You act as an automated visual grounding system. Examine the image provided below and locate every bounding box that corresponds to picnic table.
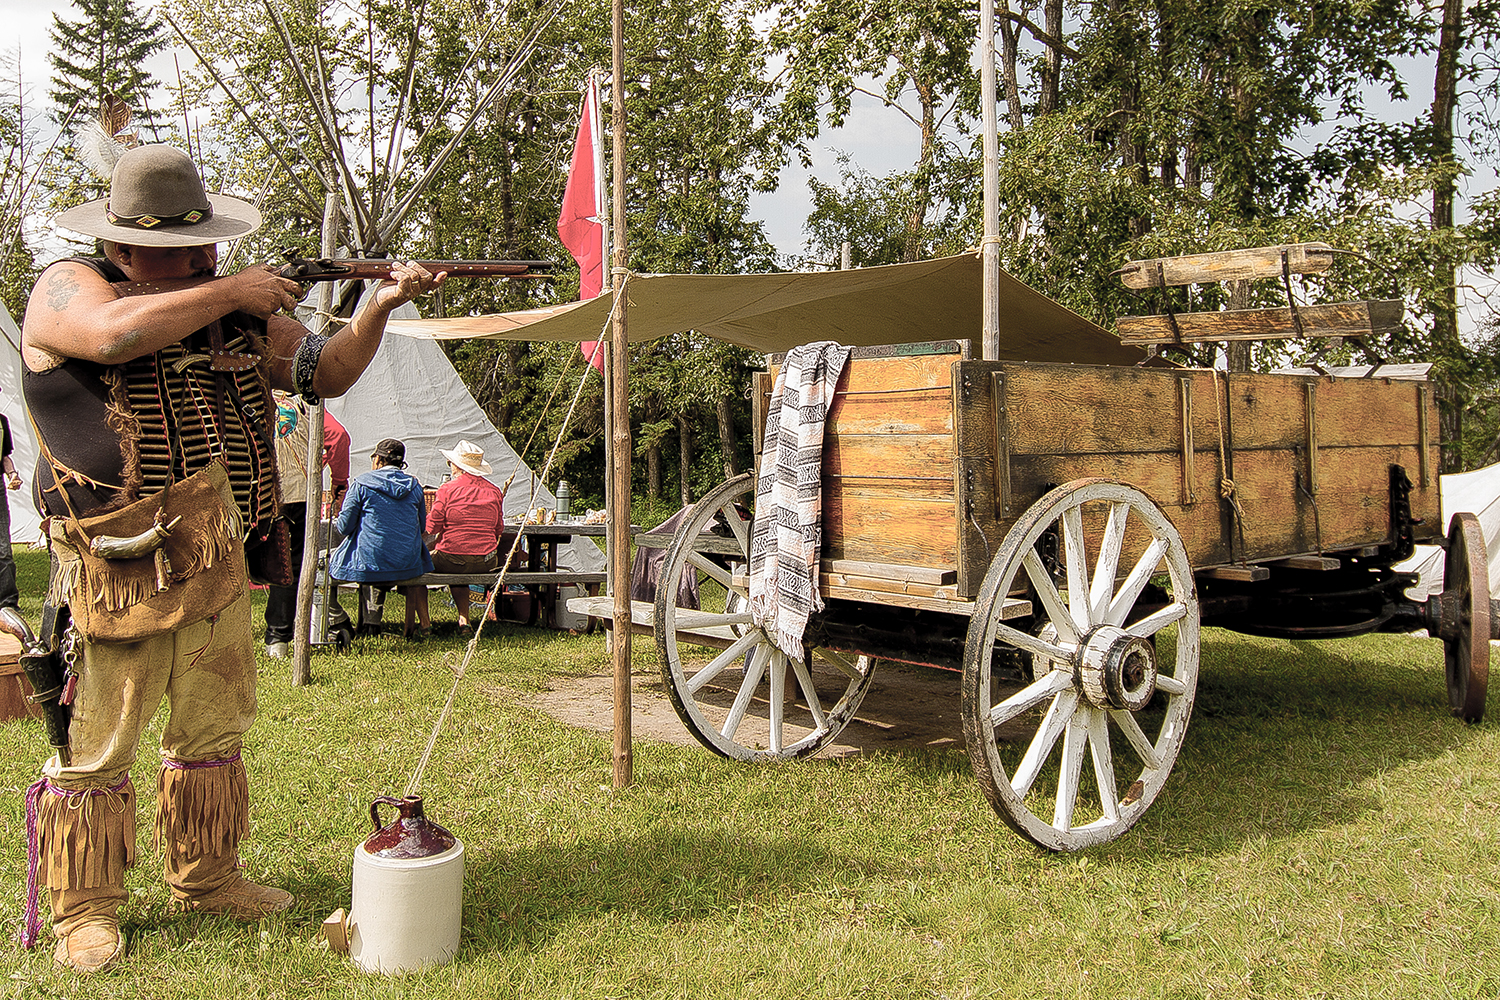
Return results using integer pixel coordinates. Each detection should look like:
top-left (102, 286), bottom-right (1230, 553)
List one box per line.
top-left (392, 521), bottom-right (612, 628)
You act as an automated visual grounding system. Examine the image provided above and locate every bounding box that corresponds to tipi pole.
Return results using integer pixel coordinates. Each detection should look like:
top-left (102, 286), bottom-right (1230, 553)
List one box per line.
top-left (608, 0), bottom-right (633, 789)
top-left (980, 0), bottom-right (1000, 361)
top-left (292, 179), bottom-right (339, 685)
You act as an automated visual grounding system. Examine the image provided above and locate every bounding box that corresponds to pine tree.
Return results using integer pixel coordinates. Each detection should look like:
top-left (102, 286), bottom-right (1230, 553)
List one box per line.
top-left (47, 0), bottom-right (166, 130)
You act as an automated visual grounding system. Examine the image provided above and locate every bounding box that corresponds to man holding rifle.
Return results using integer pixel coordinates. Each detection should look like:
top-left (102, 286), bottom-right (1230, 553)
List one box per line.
top-left (15, 144), bottom-right (444, 973)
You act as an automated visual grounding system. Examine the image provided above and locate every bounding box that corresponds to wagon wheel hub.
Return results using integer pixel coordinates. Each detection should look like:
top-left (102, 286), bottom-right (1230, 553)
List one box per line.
top-left (1075, 624), bottom-right (1157, 711)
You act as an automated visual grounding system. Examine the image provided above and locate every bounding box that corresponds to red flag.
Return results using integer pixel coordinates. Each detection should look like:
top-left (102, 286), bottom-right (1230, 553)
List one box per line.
top-left (558, 76), bottom-right (606, 372)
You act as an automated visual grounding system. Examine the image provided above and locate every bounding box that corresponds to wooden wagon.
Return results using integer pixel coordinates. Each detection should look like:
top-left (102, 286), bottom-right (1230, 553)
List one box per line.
top-left (576, 246), bottom-right (1489, 851)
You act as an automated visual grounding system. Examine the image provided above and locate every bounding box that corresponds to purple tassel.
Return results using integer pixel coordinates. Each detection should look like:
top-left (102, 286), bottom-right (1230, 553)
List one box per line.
top-left (19, 778), bottom-right (46, 948)
top-left (161, 751), bottom-right (241, 771)
top-left (17, 774), bottom-right (133, 949)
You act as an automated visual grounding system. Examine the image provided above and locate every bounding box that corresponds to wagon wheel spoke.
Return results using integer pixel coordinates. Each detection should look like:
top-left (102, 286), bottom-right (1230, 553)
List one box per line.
top-left (789, 655), bottom-right (829, 731)
top-left (992, 622), bottom-right (1073, 667)
top-left (1125, 601), bottom-right (1188, 639)
top-left (1108, 708), bottom-right (1162, 770)
top-left (1052, 710), bottom-right (1090, 830)
top-left (768, 652), bottom-right (788, 754)
top-left (685, 629), bottom-right (766, 695)
top-left (1062, 506), bottom-right (1091, 629)
top-left (657, 474), bottom-right (880, 761)
top-left (1012, 689), bottom-right (1078, 798)
top-left (719, 500), bottom-right (752, 556)
top-left (989, 668), bottom-right (1073, 728)
top-left (1153, 674), bottom-right (1188, 697)
top-left (685, 549), bottom-right (735, 590)
top-left (1087, 707), bottom-right (1120, 823)
top-left (1022, 550), bottom-right (1080, 644)
top-left (963, 478), bottom-right (1200, 851)
top-left (813, 647), bottom-right (866, 683)
top-left (1088, 501), bottom-right (1131, 623)
top-left (1103, 537), bottom-right (1170, 627)
top-left (720, 644), bottom-right (769, 742)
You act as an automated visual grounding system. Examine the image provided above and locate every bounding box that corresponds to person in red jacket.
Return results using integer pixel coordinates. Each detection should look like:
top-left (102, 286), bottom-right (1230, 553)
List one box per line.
top-left (321, 411), bottom-right (350, 508)
top-left (426, 440), bottom-right (506, 631)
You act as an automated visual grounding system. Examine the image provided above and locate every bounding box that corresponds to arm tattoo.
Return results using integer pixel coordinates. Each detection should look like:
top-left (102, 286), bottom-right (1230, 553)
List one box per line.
top-left (45, 271), bottom-right (82, 312)
top-left (114, 329), bottom-right (148, 354)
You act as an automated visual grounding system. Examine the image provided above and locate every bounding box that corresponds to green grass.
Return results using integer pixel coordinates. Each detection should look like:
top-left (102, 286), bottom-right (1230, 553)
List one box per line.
top-left (1, 546), bottom-right (1497, 998)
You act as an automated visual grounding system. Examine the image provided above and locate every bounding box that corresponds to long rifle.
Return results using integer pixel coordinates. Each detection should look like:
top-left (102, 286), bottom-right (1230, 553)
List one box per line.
top-left (107, 254), bottom-right (555, 298)
top-left (278, 253), bottom-right (554, 283)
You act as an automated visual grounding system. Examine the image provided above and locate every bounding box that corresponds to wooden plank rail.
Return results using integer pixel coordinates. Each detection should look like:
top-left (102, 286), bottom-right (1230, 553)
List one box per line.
top-left (564, 594), bottom-right (1031, 649)
top-left (387, 571), bottom-right (607, 588)
top-left (1118, 242), bottom-right (1338, 289)
top-left (1115, 299), bottom-right (1404, 345)
top-left (1274, 362), bottom-right (1431, 380)
top-left (633, 533), bottom-right (743, 556)
top-left (381, 571), bottom-right (607, 631)
top-left (565, 597), bottom-right (742, 647)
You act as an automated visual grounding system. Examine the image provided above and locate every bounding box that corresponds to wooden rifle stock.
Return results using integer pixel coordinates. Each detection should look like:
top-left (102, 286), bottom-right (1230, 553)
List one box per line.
top-left (278, 254), bottom-right (555, 283)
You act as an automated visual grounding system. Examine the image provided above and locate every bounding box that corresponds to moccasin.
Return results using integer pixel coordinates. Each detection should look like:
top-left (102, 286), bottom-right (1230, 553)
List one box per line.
top-left (180, 875), bottom-right (293, 919)
top-left (53, 917), bottom-right (124, 974)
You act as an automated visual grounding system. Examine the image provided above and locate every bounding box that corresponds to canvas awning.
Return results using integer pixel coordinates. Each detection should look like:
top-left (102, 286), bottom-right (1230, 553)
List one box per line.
top-left (388, 253), bottom-right (1145, 366)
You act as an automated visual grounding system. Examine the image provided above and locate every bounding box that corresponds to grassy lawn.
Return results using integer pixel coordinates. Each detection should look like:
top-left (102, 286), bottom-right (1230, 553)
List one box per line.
top-left (1, 546), bottom-right (1497, 998)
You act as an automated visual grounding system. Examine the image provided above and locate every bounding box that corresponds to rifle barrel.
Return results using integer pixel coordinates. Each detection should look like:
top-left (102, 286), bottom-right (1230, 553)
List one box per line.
top-left (279, 257), bottom-right (554, 282)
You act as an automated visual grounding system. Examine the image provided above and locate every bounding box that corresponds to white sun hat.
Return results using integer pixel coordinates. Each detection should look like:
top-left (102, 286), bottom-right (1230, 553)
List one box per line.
top-left (440, 440), bottom-right (493, 476)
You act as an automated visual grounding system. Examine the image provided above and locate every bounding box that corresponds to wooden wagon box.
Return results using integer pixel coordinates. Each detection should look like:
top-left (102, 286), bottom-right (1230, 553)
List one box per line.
top-left (655, 334), bottom-right (1473, 847)
top-left (757, 347), bottom-right (1442, 600)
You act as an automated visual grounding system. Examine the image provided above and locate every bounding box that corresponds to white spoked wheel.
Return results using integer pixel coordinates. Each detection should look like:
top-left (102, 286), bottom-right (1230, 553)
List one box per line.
top-left (656, 474), bottom-right (876, 761)
top-left (961, 478), bottom-right (1200, 850)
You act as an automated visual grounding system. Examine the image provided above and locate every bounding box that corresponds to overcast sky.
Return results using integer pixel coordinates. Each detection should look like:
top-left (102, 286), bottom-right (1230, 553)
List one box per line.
top-left (3, 0), bottom-right (924, 264)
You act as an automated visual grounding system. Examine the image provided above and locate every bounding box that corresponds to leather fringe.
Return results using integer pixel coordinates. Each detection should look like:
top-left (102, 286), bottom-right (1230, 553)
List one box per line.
top-left (102, 366), bottom-right (145, 508)
top-left (154, 758), bottom-right (249, 864)
top-left (47, 551), bottom-right (79, 609)
top-left (48, 498), bottom-right (244, 613)
top-left (85, 507), bottom-right (243, 613)
top-left (37, 778), bottom-right (137, 891)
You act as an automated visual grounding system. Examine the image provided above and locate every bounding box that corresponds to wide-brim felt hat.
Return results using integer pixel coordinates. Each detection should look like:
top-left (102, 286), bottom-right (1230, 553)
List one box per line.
top-left (53, 144), bottom-right (262, 247)
top-left (441, 440), bottom-right (493, 476)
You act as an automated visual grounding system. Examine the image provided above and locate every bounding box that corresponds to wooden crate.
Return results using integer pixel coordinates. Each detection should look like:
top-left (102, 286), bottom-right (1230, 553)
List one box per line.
top-left (0, 633), bottom-right (39, 724)
top-left (754, 343), bottom-right (966, 611)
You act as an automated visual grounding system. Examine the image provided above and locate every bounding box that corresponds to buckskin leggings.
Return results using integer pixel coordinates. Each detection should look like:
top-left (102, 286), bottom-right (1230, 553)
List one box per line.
top-left (43, 591), bottom-right (257, 790)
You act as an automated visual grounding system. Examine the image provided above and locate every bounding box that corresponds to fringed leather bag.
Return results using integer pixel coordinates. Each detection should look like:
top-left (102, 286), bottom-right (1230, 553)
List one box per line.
top-left (48, 461), bottom-right (248, 643)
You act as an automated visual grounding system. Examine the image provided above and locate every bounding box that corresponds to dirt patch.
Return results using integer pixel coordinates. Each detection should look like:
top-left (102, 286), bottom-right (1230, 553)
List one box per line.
top-left (520, 659), bottom-right (968, 758)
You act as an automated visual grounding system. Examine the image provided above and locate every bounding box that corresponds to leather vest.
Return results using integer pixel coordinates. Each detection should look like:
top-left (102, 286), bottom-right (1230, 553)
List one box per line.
top-left (24, 257), bottom-right (282, 542)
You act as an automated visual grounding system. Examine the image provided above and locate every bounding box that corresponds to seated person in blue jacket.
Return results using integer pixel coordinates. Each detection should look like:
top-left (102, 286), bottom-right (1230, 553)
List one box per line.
top-left (329, 438), bottom-right (434, 639)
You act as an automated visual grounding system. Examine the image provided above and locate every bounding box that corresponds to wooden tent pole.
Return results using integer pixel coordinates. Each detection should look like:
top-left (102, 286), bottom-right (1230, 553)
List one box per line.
top-left (608, 0), bottom-right (633, 788)
top-left (292, 179), bottom-right (339, 685)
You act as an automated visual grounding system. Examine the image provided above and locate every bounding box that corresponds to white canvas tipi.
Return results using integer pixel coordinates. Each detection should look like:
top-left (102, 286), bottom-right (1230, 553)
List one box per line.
top-left (324, 306), bottom-right (605, 575)
top-left (0, 303), bottom-right (43, 546)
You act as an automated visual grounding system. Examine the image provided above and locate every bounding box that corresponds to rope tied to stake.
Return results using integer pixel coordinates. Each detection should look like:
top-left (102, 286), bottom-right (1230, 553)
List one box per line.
top-left (402, 274), bottom-right (630, 798)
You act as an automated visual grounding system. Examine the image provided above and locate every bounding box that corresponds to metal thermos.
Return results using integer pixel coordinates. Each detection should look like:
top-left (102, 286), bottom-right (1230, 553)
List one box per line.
top-left (556, 480), bottom-right (571, 519)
